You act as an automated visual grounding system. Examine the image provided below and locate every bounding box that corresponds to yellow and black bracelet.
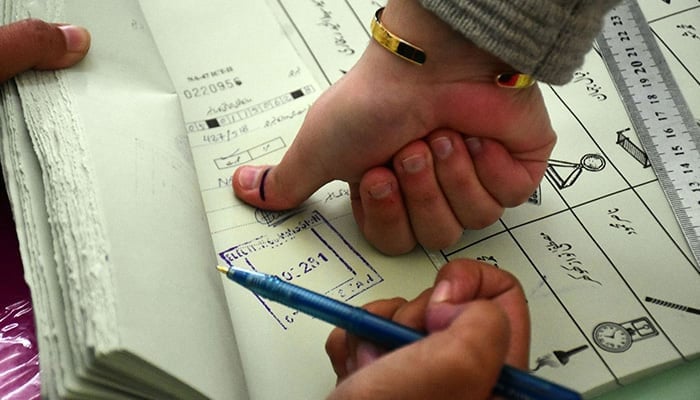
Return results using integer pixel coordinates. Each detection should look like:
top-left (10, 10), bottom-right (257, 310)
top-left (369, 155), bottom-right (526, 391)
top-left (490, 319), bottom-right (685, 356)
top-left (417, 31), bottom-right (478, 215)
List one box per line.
top-left (369, 7), bottom-right (535, 89)
top-left (495, 73), bottom-right (536, 89)
top-left (370, 7), bottom-right (426, 65)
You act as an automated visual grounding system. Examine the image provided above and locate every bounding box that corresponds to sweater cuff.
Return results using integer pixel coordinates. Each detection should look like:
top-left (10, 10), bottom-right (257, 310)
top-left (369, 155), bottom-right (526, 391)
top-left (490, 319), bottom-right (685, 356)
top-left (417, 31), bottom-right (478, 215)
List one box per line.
top-left (419, 0), bottom-right (620, 85)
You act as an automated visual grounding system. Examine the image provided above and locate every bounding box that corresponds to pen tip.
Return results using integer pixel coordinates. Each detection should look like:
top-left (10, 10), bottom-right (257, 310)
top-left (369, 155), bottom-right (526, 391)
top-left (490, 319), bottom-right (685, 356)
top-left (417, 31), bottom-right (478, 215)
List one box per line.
top-left (216, 265), bottom-right (229, 274)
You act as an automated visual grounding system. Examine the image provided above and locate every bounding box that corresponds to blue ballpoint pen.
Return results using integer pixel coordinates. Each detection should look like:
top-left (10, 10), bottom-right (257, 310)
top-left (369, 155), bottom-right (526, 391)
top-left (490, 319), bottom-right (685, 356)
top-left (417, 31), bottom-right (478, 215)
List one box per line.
top-left (217, 265), bottom-right (582, 400)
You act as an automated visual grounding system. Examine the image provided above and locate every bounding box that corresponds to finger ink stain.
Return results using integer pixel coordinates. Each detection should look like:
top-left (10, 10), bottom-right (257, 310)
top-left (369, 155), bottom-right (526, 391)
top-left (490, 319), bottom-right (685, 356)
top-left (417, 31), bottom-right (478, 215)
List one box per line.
top-left (259, 168), bottom-right (271, 201)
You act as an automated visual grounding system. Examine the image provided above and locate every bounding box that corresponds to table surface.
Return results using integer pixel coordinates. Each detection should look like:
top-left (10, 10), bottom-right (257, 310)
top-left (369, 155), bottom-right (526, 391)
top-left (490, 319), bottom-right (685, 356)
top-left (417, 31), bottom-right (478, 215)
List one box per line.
top-left (1, 186), bottom-right (697, 399)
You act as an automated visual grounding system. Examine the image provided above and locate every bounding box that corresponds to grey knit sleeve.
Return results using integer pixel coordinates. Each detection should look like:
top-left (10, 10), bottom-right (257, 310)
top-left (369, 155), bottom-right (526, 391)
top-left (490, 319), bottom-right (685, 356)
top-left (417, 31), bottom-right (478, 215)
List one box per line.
top-left (418, 0), bottom-right (621, 84)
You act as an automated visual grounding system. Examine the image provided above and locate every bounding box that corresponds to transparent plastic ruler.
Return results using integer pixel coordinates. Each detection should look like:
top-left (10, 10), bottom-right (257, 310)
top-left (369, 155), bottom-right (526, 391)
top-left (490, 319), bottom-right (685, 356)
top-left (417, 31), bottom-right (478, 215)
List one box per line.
top-left (597, 0), bottom-right (700, 270)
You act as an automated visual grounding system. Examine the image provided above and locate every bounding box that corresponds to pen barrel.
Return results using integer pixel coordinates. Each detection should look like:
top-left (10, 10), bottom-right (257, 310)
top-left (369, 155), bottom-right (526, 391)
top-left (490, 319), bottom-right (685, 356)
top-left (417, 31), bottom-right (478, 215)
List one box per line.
top-left (274, 279), bottom-right (582, 399)
top-left (228, 268), bottom-right (582, 400)
top-left (258, 275), bottom-right (424, 349)
top-left (299, 296), bottom-right (424, 349)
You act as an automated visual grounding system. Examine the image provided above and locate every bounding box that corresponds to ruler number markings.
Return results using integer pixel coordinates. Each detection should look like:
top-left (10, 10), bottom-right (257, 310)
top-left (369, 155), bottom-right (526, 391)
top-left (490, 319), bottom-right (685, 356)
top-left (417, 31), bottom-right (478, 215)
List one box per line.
top-left (598, 0), bottom-right (700, 269)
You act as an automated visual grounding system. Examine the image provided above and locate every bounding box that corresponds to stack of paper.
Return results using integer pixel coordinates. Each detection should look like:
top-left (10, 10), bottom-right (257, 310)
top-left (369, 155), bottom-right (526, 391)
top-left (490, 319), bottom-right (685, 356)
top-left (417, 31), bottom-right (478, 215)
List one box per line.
top-left (1, 0), bottom-right (246, 398)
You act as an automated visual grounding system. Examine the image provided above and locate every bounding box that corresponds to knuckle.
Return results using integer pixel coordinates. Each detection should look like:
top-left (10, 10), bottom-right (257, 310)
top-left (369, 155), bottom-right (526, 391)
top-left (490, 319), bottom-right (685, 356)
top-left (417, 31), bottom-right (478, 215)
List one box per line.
top-left (324, 328), bottom-right (345, 354)
top-left (363, 297), bottom-right (406, 314)
top-left (419, 229), bottom-right (462, 251)
top-left (459, 207), bottom-right (503, 230)
top-left (21, 18), bottom-right (59, 48)
top-left (503, 185), bottom-right (538, 208)
top-left (374, 237), bottom-right (416, 256)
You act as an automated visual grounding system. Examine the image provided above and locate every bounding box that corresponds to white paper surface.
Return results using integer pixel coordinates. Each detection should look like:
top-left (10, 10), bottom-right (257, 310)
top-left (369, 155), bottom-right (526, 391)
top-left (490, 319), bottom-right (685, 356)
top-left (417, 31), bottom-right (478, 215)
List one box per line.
top-left (144, 0), bottom-right (700, 397)
top-left (2, 0), bottom-right (698, 399)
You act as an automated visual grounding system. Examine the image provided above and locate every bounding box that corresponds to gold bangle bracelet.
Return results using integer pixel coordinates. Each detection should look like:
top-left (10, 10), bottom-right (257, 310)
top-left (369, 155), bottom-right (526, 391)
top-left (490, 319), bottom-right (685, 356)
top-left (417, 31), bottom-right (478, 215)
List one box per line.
top-left (370, 7), bottom-right (426, 65)
top-left (495, 73), bottom-right (536, 89)
top-left (369, 7), bottom-right (535, 88)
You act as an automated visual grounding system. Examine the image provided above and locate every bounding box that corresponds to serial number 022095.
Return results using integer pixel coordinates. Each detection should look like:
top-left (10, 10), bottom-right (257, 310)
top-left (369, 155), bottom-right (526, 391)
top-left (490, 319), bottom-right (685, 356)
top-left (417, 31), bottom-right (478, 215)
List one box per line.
top-left (182, 77), bottom-right (242, 99)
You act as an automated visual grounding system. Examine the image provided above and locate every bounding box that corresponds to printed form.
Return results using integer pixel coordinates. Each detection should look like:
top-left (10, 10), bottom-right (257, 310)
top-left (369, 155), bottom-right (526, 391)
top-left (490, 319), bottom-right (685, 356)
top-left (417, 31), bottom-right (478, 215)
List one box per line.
top-left (140, 0), bottom-right (700, 398)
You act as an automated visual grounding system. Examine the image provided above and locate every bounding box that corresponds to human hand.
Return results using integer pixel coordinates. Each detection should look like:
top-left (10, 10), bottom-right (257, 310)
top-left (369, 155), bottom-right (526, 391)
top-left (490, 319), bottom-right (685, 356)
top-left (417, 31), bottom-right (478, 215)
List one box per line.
top-left (233, 0), bottom-right (556, 254)
top-left (0, 18), bottom-right (90, 83)
top-left (324, 259), bottom-right (530, 400)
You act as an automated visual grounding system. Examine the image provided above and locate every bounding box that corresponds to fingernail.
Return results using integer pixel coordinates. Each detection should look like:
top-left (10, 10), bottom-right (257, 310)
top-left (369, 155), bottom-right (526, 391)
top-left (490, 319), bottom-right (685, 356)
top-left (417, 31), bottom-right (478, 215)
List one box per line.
top-left (237, 166), bottom-right (265, 190)
top-left (369, 182), bottom-right (392, 200)
top-left (356, 341), bottom-right (383, 369)
top-left (430, 137), bottom-right (453, 160)
top-left (425, 302), bottom-right (465, 332)
top-left (465, 137), bottom-right (482, 155)
top-left (58, 25), bottom-right (90, 53)
top-left (401, 154), bottom-right (426, 174)
top-left (429, 280), bottom-right (452, 304)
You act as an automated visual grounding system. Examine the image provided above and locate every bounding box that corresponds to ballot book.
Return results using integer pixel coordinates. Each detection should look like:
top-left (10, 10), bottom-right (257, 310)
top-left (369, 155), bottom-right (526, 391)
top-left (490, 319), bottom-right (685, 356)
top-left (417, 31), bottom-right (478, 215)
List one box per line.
top-left (1, 0), bottom-right (699, 399)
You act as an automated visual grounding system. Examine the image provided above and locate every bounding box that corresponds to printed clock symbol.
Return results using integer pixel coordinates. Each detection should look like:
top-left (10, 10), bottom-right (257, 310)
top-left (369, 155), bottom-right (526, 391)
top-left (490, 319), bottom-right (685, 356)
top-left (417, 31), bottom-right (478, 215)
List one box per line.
top-left (592, 322), bottom-right (632, 353)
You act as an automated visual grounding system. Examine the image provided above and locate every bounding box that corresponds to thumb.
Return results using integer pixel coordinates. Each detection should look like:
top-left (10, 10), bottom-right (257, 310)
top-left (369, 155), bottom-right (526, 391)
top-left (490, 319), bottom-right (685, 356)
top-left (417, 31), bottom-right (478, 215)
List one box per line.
top-left (232, 72), bottom-right (399, 210)
top-left (232, 93), bottom-right (359, 209)
top-left (232, 139), bottom-right (334, 210)
top-left (0, 19), bottom-right (91, 82)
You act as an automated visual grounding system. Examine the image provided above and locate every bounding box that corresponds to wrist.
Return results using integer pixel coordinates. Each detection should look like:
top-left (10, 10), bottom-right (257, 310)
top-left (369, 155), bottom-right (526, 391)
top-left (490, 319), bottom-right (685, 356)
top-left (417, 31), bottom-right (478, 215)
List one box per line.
top-left (375, 0), bottom-right (517, 84)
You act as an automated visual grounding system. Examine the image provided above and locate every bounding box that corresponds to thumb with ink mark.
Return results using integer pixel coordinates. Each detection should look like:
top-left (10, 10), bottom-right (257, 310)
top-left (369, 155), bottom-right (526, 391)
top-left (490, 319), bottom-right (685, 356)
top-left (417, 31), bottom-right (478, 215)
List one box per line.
top-left (231, 77), bottom-right (363, 210)
top-left (231, 77), bottom-right (395, 210)
top-left (231, 56), bottom-right (426, 211)
top-left (232, 130), bottom-right (337, 210)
